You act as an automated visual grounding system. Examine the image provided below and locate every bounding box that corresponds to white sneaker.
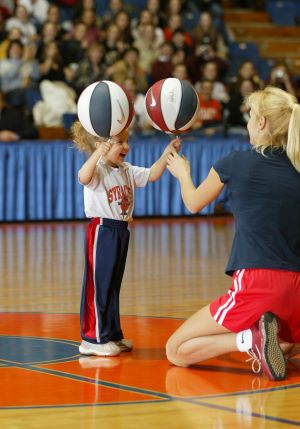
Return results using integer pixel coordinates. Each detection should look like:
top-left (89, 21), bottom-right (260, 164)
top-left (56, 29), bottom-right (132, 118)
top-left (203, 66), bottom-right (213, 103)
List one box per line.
top-left (79, 340), bottom-right (121, 356)
top-left (113, 338), bottom-right (133, 352)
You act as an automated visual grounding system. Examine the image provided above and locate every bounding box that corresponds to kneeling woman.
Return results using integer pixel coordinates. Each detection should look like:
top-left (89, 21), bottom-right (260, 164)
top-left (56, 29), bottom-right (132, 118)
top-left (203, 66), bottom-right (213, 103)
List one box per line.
top-left (166, 86), bottom-right (300, 381)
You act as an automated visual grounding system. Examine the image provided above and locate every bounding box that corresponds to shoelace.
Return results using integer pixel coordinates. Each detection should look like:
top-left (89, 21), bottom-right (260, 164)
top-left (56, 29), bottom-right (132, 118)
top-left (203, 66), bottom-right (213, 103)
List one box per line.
top-left (246, 345), bottom-right (262, 374)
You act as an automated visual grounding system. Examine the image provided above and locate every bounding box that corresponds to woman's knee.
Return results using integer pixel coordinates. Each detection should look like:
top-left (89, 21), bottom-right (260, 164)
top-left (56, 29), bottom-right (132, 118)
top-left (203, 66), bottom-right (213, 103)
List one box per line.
top-left (165, 338), bottom-right (189, 367)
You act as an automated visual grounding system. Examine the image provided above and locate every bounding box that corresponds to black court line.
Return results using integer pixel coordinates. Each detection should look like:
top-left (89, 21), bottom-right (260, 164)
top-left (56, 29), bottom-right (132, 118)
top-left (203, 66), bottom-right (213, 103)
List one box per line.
top-left (0, 360), bottom-right (171, 400)
top-left (0, 360), bottom-right (299, 426)
top-left (1, 318), bottom-right (300, 426)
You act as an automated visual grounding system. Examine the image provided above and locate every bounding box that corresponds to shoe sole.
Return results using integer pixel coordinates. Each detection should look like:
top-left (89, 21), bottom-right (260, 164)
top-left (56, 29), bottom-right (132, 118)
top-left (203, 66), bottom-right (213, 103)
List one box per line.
top-left (79, 345), bottom-right (120, 357)
top-left (114, 341), bottom-right (133, 352)
top-left (260, 312), bottom-right (287, 381)
top-left (118, 345), bottom-right (133, 352)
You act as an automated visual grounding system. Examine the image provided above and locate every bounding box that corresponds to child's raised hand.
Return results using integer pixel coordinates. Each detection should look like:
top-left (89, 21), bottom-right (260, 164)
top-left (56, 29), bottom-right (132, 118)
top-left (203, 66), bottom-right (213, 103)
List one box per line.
top-left (166, 152), bottom-right (190, 179)
top-left (96, 140), bottom-right (112, 159)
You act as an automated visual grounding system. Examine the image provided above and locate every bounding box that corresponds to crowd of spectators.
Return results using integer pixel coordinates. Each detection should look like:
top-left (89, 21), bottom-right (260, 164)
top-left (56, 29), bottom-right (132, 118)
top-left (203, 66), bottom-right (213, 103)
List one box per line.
top-left (0, 0), bottom-right (299, 141)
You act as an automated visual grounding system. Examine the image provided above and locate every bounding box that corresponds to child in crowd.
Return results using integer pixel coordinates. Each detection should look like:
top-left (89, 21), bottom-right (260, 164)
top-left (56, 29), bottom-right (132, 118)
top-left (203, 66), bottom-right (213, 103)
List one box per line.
top-left (72, 121), bottom-right (181, 356)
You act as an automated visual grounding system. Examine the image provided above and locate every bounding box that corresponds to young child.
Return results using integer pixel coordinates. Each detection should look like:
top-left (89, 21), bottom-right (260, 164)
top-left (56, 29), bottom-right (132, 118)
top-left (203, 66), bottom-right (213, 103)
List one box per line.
top-left (165, 86), bottom-right (300, 381)
top-left (72, 121), bottom-right (181, 356)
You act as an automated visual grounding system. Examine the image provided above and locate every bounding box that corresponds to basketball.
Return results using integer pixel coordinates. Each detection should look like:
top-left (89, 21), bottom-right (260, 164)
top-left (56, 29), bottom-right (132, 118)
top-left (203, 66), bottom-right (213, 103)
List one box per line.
top-left (77, 80), bottom-right (134, 138)
top-left (144, 78), bottom-right (199, 134)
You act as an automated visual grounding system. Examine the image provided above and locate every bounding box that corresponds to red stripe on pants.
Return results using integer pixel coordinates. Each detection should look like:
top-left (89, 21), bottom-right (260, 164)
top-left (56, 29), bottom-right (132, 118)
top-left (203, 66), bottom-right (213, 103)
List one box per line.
top-left (81, 218), bottom-right (100, 339)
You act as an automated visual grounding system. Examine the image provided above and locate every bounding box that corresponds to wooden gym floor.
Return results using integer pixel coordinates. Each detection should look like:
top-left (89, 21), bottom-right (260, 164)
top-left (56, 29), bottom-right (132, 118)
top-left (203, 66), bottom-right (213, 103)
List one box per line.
top-left (0, 217), bottom-right (300, 428)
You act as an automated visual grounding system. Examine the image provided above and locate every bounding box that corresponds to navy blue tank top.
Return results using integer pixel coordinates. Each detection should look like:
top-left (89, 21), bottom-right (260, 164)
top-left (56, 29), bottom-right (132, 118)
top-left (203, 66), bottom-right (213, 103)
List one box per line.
top-left (214, 148), bottom-right (300, 275)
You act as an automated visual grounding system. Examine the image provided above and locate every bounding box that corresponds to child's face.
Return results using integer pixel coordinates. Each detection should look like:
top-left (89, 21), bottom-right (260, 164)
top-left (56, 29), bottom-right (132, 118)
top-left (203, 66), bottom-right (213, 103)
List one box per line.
top-left (106, 130), bottom-right (130, 166)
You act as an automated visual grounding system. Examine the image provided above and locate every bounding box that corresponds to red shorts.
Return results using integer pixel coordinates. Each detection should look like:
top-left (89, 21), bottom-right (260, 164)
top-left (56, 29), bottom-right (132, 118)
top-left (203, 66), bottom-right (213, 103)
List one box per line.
top-left (210, 268), bottom-right (300, 343)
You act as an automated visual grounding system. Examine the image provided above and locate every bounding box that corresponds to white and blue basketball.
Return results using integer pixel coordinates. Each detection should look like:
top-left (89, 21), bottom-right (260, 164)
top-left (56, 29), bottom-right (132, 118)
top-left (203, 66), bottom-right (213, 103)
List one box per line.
top-left (77, 80), bottom-right (134, 138)
top-left (144, 78), bottom-right (199, 134)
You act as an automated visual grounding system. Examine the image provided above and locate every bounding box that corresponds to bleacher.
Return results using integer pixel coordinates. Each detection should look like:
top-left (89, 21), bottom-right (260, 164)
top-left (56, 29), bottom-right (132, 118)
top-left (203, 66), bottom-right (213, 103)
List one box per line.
top-left (1, 1), bottom-right (300, 139)
top-left (224, 2), bottom-right (300, 78)
top-left (1, 0), bottom-right (300, 219)
top-left (49, 1), bottom-right (300, 137)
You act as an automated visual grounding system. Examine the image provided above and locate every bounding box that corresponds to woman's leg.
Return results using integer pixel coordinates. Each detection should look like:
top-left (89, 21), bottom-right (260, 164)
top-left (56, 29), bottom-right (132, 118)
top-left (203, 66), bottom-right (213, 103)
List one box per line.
top-left (167, 306), bottom-right (288, 380)
top-left (280, 342), bottom-right (300, 357)
top-left (166, 305), bottom-right (238, 367)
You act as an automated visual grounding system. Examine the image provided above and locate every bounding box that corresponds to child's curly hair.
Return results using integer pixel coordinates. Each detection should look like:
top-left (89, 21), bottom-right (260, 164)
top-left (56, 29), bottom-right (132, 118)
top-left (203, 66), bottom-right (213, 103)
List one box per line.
top-left (71, 120), bottom-right (105, 154)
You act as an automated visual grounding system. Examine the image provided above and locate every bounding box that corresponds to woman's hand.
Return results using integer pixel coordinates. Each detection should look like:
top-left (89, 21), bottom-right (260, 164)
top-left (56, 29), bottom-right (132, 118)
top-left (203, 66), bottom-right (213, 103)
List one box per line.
top-left (148, 137), bottom-right (182, 182)
top-left (166, 152), bottom-right (190, 179)
top-left (171, 136), bottom-right (182, 153)
top-left (163, 137), bottom-right (182, 157)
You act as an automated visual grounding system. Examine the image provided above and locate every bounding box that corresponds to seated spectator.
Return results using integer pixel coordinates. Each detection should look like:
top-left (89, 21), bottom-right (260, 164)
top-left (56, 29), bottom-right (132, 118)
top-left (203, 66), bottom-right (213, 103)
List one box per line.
top-left (132, 8), bottom-right (164, 46)
top-left (163, 13), bottom-right (193, 47)
top-left (71, 42), bottom-right (106, 96)
top-left (5, 4), bottom-right (37, 44)
top-left (0, 39), bottom-right (39, 108)
top-left (47, 3), bottom-right (61, 25)
top-left (123, 77), bottom-right (153, 134)
top-left (192, 79), bottom-right (222, 136)
top-left (229, 59), bottom-right (264, 93)
top-left (78, 8), bottom-right (102, 44)
top-left (114, 10), bottom-right (133, 46)
top-left (187, 42), bottom-right (228, 84)
top-left (191, 0), bottom-right (227, 40)
top-left (164, 0), bottom-right (193, 26)
top-left (36, 21), bottom-right (61, 61)
top-left (106, 47), bottom-right (148, 93)
top-left (192, 10), bottom-right (228, 61)
top-left (103, 23), bottom-right (125, 66)
top-left (266, 63), bottom-right (296, 97)
top-left (172, 47), bottom-right (187, 67)
top-left (0, 26), bottom-right (23, 60)
top-left (171, 28), bottom-right (193, 57)
top-left (172, 62), bottom-right (190, 81)
top-left (38, 41), bottom-right (68, 82)
top-left (22, 40), bottom-right (40, 89)
top-left (164, 0), bottom-right (185, 16)
top-left (133, 23), bottom-right (161, 74)
top-left (73, 0), bottom-right (99, 21)
top-left (60, 21), bottom-right (89, 67)
top-left (224, 78), bottom-right (256, 136)
top-left (0, 91), bottom-right (38, 141)
top-left (46, 4), bottom-right (67, 36)
top-left (18, 0), bottom-right (49, 28)
top-left (150, 41), bottom-right (175, 84)
top-left (146, 0), bottom-right (167, 28)
top-left (195, 60), bottom-right (229, 103)
top-left (101, 0), bottom-right (126, 27)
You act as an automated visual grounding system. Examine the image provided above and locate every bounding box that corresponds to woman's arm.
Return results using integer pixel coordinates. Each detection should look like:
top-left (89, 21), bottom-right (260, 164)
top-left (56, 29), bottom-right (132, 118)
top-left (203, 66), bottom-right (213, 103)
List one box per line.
top-left (167, 153), bottom-right (224, 213)
top-left (148, 138), bottom-right (181, 182)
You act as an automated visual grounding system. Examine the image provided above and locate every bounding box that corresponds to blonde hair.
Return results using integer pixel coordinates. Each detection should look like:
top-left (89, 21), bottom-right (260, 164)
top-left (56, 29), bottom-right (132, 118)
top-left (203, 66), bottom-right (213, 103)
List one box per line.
top-left (71, 121), bottom-right (106, 154)
top-left (246, 86), bottom-right (300, 172)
